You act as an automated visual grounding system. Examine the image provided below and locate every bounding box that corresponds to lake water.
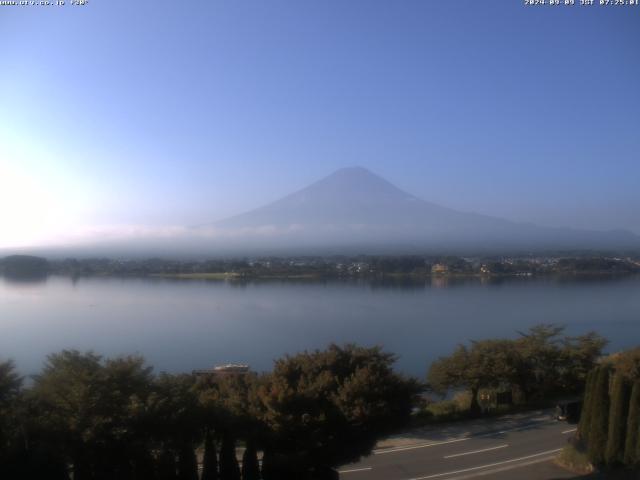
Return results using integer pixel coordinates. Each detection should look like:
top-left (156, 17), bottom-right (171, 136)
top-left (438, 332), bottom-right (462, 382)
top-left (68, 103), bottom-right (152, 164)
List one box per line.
top-left (1, 275), bottom-right (639, 377)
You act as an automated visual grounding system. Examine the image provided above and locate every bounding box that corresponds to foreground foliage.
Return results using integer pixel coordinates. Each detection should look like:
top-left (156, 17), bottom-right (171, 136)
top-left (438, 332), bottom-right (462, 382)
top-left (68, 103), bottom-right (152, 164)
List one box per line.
top-left (579, 347), bottom-right (640, 469)
top-left (427, 324), bottom-right (606, 415)
top-left (0, 344), bottom-right (419, 480)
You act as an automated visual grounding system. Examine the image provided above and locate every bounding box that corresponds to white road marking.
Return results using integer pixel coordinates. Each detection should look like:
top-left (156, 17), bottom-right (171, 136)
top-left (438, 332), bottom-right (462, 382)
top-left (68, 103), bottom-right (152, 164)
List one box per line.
top-left (410, 448), bottom-right (563, 480)
top-left (441, 454), bottom-right (560, 480)
top-left (443, 444), bottom-right (509, 459)
top-left (374, 420), bottom-right (555, 455)
top-left (562, 428), bottom-right (577, 434)
top-left (375, 437), bottom-right (471, 455)
top-left (338, 467), bottom-right (373, 474)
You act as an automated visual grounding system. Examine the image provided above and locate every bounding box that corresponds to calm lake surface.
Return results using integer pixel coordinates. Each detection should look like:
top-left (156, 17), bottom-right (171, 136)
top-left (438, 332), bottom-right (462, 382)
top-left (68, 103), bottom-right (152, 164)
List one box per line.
top-left (1, 275), bottom-right (639, 377)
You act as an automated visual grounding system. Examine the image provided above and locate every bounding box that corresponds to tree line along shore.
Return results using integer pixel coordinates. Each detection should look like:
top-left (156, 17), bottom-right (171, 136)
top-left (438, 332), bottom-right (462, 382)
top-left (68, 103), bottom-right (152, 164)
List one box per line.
top-left (2, 324), bottom-right (637, 479)
top-left (1, 254), bottom-right (640, 280)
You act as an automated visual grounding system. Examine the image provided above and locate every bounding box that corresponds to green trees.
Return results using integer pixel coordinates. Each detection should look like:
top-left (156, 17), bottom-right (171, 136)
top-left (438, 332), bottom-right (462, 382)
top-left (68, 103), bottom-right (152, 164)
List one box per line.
top-left (612, 347), bottom-right (640, 381)
top-left (512, 324), bottom-right (566, 401)
top-left (0, 359), bottom-right (21, 402)
top-left (219, 431), bottom-right (241, 480)
top-left (513, 325), bottom-right (606, 401)
top-left (1, 254), bottom-right (48, 278)
top-left (623, 381), bottom-right (640, 465)
top-left (587, 366), bottom-right (611, 465)
top-left (0, 360), bottom-right (25, 479)
top-left (177, 443), bottom-right (199, 480)
top-left (429, 340), bottom-right (518, 415)
top-left (258, 344), bottom-right (421, 477)
top-left (559, 331), bottom-right (609, 393)
top-left (157, 450), bottom-right (178, 480)
top-left (578, 347), bottom-right (640, 469)
top-left (605, 373), bottom-right (631, 465)
top-left (427, 325), bottom-right (606, 414)
top-left (578, 369), bottom-right (597, 443)
top-left (0, 360), bottom-right (21, 446)
top-left (201, 430), bottom-right (219, 480)
top-left (241, 441), bottom-right (260, 480)
top-left (30, 351), bottom-right (155, 479)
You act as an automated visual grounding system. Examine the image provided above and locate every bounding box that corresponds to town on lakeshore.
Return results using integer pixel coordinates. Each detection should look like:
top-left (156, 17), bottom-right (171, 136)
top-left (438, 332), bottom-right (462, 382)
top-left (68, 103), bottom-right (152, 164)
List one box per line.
top-left (2, 253), bottom-right (638, 280)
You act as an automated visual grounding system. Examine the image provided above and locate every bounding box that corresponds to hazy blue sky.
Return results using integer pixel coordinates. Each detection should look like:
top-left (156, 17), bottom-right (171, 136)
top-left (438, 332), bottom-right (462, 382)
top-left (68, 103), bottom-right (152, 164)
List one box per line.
top-left (1, 0), bottom-right (639, 247)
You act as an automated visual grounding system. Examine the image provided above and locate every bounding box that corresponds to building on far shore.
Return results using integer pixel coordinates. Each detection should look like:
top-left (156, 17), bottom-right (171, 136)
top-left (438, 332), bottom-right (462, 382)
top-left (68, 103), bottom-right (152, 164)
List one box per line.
top-left (193, 363), bottom-right (250, 378)
top-left (431, 263), bottom-right (449, 275)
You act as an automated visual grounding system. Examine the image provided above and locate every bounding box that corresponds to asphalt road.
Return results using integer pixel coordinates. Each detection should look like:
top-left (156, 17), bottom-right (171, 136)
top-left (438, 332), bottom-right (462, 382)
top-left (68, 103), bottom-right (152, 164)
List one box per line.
top-left (339, 417), bottom-right (577, 480)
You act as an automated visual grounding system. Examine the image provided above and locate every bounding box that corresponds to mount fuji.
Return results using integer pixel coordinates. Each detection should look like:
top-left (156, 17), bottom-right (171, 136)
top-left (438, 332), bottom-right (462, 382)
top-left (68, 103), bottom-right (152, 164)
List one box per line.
top-left (206, 167), bottom-right (638, 252)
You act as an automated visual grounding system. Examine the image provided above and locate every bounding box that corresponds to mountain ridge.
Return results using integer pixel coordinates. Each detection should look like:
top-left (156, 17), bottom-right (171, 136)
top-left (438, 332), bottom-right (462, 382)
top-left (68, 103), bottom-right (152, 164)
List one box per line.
top-left (216, 166), bottom-right (492, 228)
top-left (206, 167), bottom-right (639, 251)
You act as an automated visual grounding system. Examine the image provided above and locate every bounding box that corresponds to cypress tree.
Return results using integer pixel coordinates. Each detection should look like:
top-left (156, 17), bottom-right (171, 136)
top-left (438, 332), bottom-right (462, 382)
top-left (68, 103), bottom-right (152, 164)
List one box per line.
top-left (605, 373), bottom-right (631, 465)
top-left (588, 366), bottom-right (611, 465)
top-left (625, 381), bottom-right (640, 465)
top-left (201, 430), bottom-right (219, 480)
top-left (219, 432), bottom-right (241, 480)
top-left (637, 419), bottom-right (640, 468)
top-left (132, 449), bottom-right (157, 480)
top-left (241, 441), bottom-right (260, 480)
top-left (177, 444), bottom-right (199, 480)
top-left (157, 449), bottom-right (178, 480)
top-left (260, 448), bottom-right (276, 480)
top-left (73, 455), bottom-right (92, 480)
top-left (578, 368), bottom-right (597, 443)
top-left (311, 466), bottom-right (339, 480)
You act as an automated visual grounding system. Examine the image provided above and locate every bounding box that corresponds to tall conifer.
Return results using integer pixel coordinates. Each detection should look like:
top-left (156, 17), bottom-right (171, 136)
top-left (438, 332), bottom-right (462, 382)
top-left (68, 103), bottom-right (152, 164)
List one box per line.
top-left (241, 441), bottom-right (260, 480)
top-left (219, 432), bottom-right (241, 480)
top-left (579, 368), bottom-right (597, 443)
top-left (202, 430), bottom-right (219, 480)
top-left (157, 449), bottom-right (178, 480)
top-left (605, 373), bottom-right (631, 465)
top-left (624, 381), bottom-right (640, 465)
top-left (588, 366), bottom-right (611, 465)
top-left (177, 444), bottom-right (199, 480)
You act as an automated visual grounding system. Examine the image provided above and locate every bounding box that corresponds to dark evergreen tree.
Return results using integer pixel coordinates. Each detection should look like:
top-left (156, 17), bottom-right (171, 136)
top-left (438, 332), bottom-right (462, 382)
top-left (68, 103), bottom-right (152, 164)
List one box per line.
top-left (156, 449), bottom-right (178, 480)
top-left (259, 449), bottom-right (297, 480)
top-left (260, 449), bottom-right (276, 480)
top-left (588, 366), bottom-right (611, 465)
top-left (177, 444), bottom-right (199, 480)
top-left (73, 455), bottom-right (92, 480)
top-left (132, 449), bottom-right (157, 480)
top-left (0, 360), bottom-right (24, 480)
top-left (241, 441), bottom-right (260, 480)
top-left (310, 466), bottom-right (339, 480)
top-left (219, 432), bottom-right (241, 480)
top-left (637, 422), bottom-right (640, 469)
top-left (578, 368), bottom-right (596, 443)
top-left (624, 381), bottom-right (640, 465)
top-left (28, 449), bottom-right (72, 480)
top-left (605, 372), bottom-right (631, 465)
top-left (201, 430), bottom-right (219, 480)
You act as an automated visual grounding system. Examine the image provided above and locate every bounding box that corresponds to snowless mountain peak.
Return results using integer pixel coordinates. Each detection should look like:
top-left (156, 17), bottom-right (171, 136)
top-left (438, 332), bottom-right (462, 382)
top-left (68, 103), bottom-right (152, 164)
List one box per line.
top-left (209, 167), bottom-right (639, 251)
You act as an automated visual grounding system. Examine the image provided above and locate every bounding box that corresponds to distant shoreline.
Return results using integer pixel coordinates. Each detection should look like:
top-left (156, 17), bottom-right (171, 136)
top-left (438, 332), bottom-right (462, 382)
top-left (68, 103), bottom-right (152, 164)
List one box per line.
top-left (3, 253), bottom-right (639, 282)
top-left (146, 271), bottom-right (637, 281)
top-left (149, 272), bottom-right (325, 280)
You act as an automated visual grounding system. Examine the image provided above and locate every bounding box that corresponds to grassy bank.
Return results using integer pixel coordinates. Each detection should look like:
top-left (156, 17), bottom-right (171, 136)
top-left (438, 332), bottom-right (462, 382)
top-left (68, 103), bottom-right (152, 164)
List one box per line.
top-left (555, 444), bottom-right (594, 475)
top-left (151, 272), bottom-right (323, 280)
top-left (150, 272), bottom-right (239, 280)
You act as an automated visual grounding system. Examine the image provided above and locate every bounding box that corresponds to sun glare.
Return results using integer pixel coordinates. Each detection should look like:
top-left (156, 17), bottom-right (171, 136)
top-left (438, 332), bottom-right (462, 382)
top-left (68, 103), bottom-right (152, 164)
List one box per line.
top-left (0, 158), bottom-right (81, 249)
